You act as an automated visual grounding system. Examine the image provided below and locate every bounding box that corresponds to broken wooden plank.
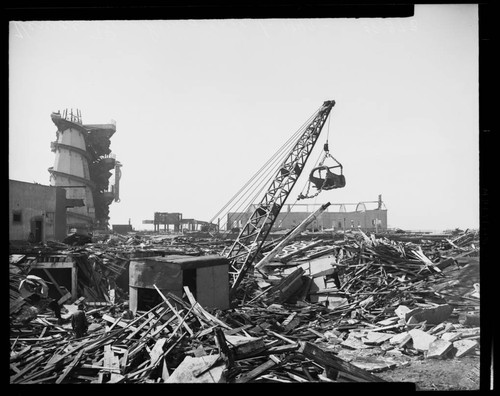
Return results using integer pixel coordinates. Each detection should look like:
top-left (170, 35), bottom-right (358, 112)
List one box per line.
top-left (297, 341), bottom-right (386, 382)
top-left (193, 355), bottom-right (222, 377)
top-left (235, 355), bottom-right (281, 383)
top-left (10, 355), bottom-right (45, 383)
top-left (103, 344), bottom-right (121, 373)
top-left (183, 286), bottom-right (231, 329)
top-left (126, 306), bottom-right (167, 340)
top-left (149, 313), bottom-right (177, 338)
top-left (101, 314), bottom-right (139, 332)
top-left (154, 285), bottom-right (194, 336)
top-left (55, 349), bottom-right (84, 384)
top-left (215, 327), bottom-right (234, 368)
top-left (166, 355), bottom-right (225, 383)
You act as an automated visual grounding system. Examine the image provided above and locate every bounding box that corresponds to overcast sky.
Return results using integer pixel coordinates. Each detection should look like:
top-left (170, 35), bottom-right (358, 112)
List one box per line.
top-left (9, 4), bottom-right (479, 232)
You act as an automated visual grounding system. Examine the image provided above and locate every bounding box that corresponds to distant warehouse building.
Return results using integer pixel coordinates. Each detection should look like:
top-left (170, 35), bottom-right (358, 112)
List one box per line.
top-left (112, 224), bottom-right (133, 235)
top-left (227, 195), bottom-right (387, 233)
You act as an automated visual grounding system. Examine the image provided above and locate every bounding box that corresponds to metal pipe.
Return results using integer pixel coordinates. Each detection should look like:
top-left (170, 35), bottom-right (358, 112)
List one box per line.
top-left (254, 202), bottom-right (331, 270)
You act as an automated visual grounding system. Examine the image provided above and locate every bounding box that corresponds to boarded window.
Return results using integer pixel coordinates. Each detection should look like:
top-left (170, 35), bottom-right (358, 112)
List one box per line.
top-left (13, 210), bottom-right (22, 223)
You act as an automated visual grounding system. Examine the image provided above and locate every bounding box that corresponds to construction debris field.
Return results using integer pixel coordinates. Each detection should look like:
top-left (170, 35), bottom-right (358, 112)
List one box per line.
top-left (9, 228), bottom-right (481, 389)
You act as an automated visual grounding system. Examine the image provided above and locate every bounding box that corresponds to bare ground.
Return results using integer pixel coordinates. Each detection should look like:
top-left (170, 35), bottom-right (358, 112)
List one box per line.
top-left (377, 355), bottom-right (481, 391)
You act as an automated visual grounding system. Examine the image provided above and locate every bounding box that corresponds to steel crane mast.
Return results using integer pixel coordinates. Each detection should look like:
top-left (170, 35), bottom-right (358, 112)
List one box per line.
top-left (226, 100), bottom-right (336, 298)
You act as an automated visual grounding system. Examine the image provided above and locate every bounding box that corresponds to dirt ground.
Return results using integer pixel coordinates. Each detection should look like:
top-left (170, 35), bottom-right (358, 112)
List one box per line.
top-left (377, 355), bottom-right (481, 390)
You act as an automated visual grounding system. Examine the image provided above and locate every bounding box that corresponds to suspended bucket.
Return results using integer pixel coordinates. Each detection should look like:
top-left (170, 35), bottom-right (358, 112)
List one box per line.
top-left (309, 165), bottom-right (346, 190)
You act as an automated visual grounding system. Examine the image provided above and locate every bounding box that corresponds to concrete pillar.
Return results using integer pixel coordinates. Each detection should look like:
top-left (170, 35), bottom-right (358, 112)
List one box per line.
top-left (129, 286), bottom-right (138, 314)
top-left (71, 265), bottom-right (78, 300)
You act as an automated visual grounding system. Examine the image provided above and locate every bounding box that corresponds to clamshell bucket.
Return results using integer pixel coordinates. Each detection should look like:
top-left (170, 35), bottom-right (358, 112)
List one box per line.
top-left (309, 165), bottom-right (346, 190)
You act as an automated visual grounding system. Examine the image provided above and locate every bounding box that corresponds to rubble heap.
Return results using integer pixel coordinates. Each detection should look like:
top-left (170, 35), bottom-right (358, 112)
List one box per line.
top-left (9, 229), bottom-right (479, 385)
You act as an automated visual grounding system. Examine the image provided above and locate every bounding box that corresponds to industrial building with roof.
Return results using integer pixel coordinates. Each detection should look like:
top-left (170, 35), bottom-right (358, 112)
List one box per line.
top-left (227, 195), bottom-right (387, 233)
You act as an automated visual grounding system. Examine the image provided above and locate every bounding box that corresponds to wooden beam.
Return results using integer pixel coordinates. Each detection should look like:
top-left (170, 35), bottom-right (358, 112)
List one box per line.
top-left (125, 308), bottom-right (163, 340)
top-left (101, 314), bottom-right (139, 332)
top-left (183, 286), bottom-right (232, 329)
top-left (215, 328), bottom-right (234, 368)
top-left (10, 355), bottom-right (45, 383)
top-left (55, 349), bottom-right (84, 384)
top-left (297, 341), bottom-right (386, 382)
top-left (235, 355), bottom-right (281, 383)
top-left (31, 262), bottom-right (75, 269)
top-left (154, 285), bottom-right (194, 336)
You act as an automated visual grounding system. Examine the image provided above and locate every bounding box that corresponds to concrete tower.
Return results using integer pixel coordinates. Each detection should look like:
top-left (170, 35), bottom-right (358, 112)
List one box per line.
top-left (49, 109), bottom-right (120, 233)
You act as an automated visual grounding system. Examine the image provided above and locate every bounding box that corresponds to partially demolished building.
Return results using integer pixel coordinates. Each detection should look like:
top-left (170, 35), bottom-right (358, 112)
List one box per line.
top-left (48, 109), bottom-right (121, 233)
top-left (8, 101), bottom-right (481, 387)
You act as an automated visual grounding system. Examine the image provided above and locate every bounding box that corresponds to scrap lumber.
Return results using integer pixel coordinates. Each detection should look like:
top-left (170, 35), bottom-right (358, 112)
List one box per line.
top-left (235, 355), bottom-right (281, 383)
top-left (263, 267), bottom-right (305, 303)
top-left (183, 286), bottom-right (231, 329)
top-left (297, 341), bottom-right (386, 382)
top-left (214, 327), bottom-right (234, 367)
top-left (166, 355), bottom-right (225, 383)
top-left (279, 240), bottom-right (324, 262)
top-left (193, 355), bottom-right (222, 377)
top-left (153, 285), bottom-right (194, 336)
top-left (55, 349), bottom-right (84, 384)
top-left (149, 338), bottom-right (167, 366)
top-left (8, 229), bottom-right (480, 384)
top-left (10, 355), bottom-right (45, 383)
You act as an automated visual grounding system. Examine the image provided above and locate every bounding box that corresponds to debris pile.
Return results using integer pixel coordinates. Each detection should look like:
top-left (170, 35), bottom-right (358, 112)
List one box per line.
top-left (9, 229), bottom-right (479, 384)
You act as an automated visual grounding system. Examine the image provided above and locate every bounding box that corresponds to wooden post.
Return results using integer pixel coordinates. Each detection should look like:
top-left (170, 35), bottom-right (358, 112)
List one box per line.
top-left (71, 265), bottom-right (78, 300)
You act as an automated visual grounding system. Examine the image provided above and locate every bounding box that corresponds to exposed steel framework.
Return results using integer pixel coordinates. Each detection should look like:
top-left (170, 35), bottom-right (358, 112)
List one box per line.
top-left (225, 100), bottom-right (336, 298)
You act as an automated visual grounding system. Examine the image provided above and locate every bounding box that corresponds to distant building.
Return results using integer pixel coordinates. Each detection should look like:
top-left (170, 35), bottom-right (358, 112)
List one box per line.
top-left (9, 179), bottom-right (70, 242)
top-left (48, 109), bottom-right (122, 233)
top-left (142, 212), bottom-right (215, 233)
top-left (112, 224), bottom-right (133, 235)
top-left (227, 195), bottom-right (388, 233)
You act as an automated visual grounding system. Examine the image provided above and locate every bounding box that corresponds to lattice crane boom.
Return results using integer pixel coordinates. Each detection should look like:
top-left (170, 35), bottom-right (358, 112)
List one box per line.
top-left (225, 100), bottom-right (336, 298)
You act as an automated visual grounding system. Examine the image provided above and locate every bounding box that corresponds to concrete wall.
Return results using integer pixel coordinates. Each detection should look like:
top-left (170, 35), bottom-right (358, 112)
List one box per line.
top-left (227, 209), bottom-right (388, 232)
top-left (9, 179), bottom-right (67, 242)
top-left (129, 258), bottom-right (230, 312)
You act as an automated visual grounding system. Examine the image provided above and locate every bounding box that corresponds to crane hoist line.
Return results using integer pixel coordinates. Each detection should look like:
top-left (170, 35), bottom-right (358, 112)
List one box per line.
top-left (224, 100), bottom-right (346, 300)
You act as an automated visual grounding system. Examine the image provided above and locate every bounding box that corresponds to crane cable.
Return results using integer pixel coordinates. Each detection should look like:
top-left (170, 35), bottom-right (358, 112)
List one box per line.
top-left (296, 111), bottom-right (339, 201)
top-left (211, 122), bottom-right (305, 228)
top-left (229, 123), bottom-right (309, 229)
top-left (210, 105), bottom-right (321, 230)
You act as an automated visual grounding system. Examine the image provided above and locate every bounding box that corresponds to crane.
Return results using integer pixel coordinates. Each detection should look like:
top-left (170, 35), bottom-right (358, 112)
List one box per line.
top-left (224, 100), bottom-right (344, 300)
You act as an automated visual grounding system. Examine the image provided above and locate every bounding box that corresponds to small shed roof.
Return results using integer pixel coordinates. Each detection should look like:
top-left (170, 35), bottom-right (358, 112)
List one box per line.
top-left (143, 254), bottom-right (229, 270)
